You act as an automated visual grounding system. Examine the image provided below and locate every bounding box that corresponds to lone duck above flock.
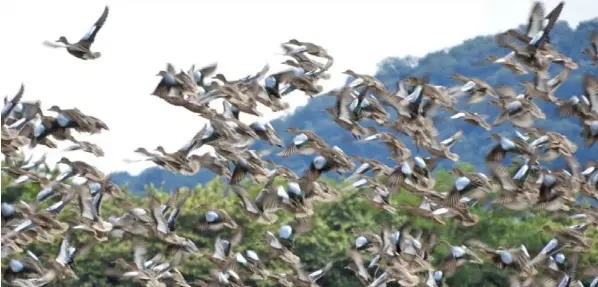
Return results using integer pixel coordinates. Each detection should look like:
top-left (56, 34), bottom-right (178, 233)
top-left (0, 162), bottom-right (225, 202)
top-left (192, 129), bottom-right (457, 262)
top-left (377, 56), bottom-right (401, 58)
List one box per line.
top-left (2, 1), bottom-right (598, 287)
top-left (43, 6), bottom-right (110, 60)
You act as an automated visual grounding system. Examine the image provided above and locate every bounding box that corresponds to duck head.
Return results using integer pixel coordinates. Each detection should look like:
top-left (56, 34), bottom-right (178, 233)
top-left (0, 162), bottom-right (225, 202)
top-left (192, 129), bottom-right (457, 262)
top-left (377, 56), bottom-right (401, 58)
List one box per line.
top-left (155, 146), bottom-right (167, 154)
top-left (56, 36), bottom-right (69, 44)
top-left (286, 39), bottom-right (301, 46)
top-left (110, 257), bottom-right (130, 269)
top-left (57, 157), bottom-right (71, 165)
top-left (487, 133), bottom-right (502, 141)
top-left (448, 167), bottom-right (465, 176)
top-left (48, 105), bottom-right (62, 113)
top-left (212, 74), bottom-right (227, 83)
top-left (542, 225), bottom-right (554, 233)
top-left (133, 147), bottom-right (149, 154)
top-left (155, 70), bottom-right (169, 77)
top-left (342, 69), bottom-right (357, 77)
top-left (281, 59), bottom-right (298, 67)
top-left (404, 76), bottom-right (422, 87)
top-left (461, 214), bottom-right (479, 227)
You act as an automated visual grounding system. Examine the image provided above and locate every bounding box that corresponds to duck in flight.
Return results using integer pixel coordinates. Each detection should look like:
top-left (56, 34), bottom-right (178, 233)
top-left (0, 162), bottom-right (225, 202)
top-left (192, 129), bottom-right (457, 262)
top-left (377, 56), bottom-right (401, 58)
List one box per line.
top-left (43, 6), bottom-right (109, 60)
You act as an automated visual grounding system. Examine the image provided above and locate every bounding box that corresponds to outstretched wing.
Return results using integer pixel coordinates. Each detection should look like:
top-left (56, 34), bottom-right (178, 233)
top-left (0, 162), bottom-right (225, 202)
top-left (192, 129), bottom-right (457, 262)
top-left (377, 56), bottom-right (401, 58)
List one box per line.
top-left (80, 6), bottom-right (110, 44)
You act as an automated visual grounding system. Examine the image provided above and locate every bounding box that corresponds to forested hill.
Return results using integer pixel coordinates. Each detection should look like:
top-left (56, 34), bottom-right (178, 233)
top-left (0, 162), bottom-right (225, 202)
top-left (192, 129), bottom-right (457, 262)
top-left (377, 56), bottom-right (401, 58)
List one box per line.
top-left (112, 19), bottom-right (598, 193)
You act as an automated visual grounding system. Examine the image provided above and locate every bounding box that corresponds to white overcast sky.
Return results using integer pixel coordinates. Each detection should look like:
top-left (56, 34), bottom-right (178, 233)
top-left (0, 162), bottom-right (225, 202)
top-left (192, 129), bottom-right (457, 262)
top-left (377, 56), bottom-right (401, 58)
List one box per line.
top-left (0, 0), bottom-right (596, 175)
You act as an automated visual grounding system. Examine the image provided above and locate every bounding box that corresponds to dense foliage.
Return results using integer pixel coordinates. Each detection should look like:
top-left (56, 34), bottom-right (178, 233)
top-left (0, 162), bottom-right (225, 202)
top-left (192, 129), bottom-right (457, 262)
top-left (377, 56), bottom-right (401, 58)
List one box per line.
top-left (3, 163), bottom-right (598, 286)
top-left (112, 19), bottom-right (598, 193)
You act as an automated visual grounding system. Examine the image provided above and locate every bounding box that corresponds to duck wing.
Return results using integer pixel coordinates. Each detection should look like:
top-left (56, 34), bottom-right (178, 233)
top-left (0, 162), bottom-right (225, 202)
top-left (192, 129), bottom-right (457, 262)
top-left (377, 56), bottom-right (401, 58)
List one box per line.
top-left (167, 189), bottom-right (191, 232)
top-left (149, 194), bottom-right (168, 234)
top-left (79, 6), bottom-right (110, 46)
top-left (256, 187), bottom-right (282, 215)
top-left (525, 2), bottom-right (545, 37)
top-left (583, 74), bottom-right (598, 114)
top-left (77, 185), bottom-right (95, 220)
top-left (231, 185), bottom-right (261, 216)
top-left (266, 231), bottom-right (284, 250)
top-left (1, 83), bottom-right (24, 123)
top-left (489, 164), bottom-right (519, 193)
top-left (591, 31), bottom-right (598, 55)
top-left (336, 87), bottom-right (354, 121)
top-left (133, 240), bottom-right (148, 270)
top-left (56, 235), bottom-right (73, 266)
top-left (161, 188), bottom-right (180, 216)
top-left (91, 188), bottom-right (104, 219)
top-left (347, 249), bottom-right (371, 282)
top-left (198, 63), bottom-right (219, 81)
top-left (539, 2), bottom-right (564, 45)
top-left (212, 236), bottom-right (228, 261)
top-left (308, 261), bottom-right (333, 282)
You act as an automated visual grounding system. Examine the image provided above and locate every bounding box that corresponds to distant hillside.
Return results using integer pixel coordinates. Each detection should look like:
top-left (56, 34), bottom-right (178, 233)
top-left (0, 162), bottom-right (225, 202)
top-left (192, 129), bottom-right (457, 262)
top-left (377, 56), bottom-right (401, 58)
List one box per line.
top-left (113, 19), bottom-right (598, 193)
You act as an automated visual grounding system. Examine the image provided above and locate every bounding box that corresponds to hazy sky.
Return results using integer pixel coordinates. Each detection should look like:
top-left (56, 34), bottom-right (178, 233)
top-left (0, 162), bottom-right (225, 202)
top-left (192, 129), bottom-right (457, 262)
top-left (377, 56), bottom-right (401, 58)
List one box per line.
top-left (1, 0), bottom-right (596, 175)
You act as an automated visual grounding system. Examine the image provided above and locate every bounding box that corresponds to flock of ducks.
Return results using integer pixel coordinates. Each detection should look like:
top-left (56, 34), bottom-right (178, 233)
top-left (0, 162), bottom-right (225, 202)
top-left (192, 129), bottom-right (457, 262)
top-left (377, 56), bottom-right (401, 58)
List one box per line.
top-left (2, 2), bottom-right (598, 287)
